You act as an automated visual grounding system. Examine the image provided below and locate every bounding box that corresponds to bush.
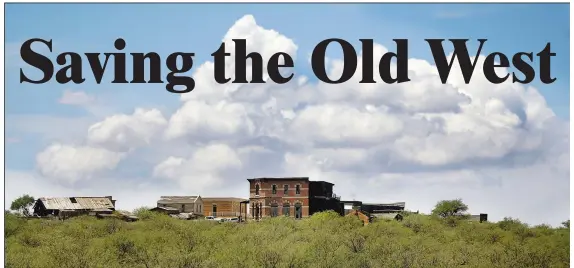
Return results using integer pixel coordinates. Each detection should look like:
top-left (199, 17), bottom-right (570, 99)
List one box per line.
top-left (4, 213), bottom-right (570, 267)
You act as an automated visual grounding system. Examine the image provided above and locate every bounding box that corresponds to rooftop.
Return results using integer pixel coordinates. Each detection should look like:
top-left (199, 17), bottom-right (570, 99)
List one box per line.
top-left (362, 202), bottom-right (406, 208)
top-left (158, 196), bottom-right (201, 204)
top-left (247, 177), bottom-right (310, 182)
top-left (309, 181), bottom-right (335, 186)
top-left (202, 197), bottom-right (248, 202)
top-left (151, 206), bottom-right (180, 211)
top-left (35, 197), bottom-right (115, 211)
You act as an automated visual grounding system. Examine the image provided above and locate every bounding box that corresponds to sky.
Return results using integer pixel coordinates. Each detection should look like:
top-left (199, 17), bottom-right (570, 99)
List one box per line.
top-left (4, 3), bottom-right (570, 226)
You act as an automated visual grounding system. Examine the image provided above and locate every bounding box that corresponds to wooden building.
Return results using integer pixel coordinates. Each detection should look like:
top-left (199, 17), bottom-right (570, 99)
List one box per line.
top-left (97, 211), bottom-right (139, 222)
top-left (469, 213), bottom-right (488, 223)
top-left (340, 201), bottom-right (406, 220)
top-left (247, 177), bottom-right (342, 220)
top-left (33, 196), bottom-right (116, 217)
top-left (150, 206), bottom-right (180, 215)
top-left (201, 197), bottom-right (247, 218)
top-left (361, 202), bottom-right (405, 216)
top-left (156, 196), bottom-right (204, 215)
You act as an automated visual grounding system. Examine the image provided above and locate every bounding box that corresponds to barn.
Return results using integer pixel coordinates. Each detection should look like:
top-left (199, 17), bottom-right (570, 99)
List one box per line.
top-left (32, 196), bottom-right (116, 218)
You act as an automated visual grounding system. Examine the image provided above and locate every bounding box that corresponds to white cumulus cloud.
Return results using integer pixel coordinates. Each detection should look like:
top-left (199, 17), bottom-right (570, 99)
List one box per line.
top-left (87, 108), bottom-right (168, 152)
top-left (36, 143), bottom-right (124, 184)
top-left (24, 14), bottom-right (569, 226)
top-left (58, 89), bottom-right (95, 106)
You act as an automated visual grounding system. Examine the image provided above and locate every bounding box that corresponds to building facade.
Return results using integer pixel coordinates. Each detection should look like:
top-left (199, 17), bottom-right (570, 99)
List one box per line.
top-left (202, 197), bottom-right (248, 218)
top-left (340, 201), bottom-right (406, 220)
top-left (469, 214), bottom-right (488, 223)
top-left (361, 202), bottom-right (406, 216)
top-left (247, 177), bottom-right (342, 220)
top-left (157, 196), bottom-right (204, 214)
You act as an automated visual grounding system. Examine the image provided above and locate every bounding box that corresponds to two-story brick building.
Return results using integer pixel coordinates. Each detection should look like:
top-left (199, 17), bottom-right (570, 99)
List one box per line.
top-left (247, 177), bottom-right (342, 220)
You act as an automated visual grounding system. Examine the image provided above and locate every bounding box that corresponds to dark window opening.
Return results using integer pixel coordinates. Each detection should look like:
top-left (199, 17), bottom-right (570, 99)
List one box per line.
top-left (69, 198), bottom-right (77, 203)
top-left (212, 204), bottom-right (217, 217)
top-left (295, 203), bottom-right (302, 219)
top-left (295, 185), bottom-right (301, 195)
top-left (282, 203), bottom-right (290, 216)
top-left (255, 184), bottom-right (260, 196)
top-left (258, 204), bottom-right (262, 219)
top-left (253, 203), bottom-right (262, 220)
top-left (284, 185), bottom-right (289, 195)
top-left (271, 204), bottom-right (279, 217)
top-left (272, 185), bottom-right (277, 194)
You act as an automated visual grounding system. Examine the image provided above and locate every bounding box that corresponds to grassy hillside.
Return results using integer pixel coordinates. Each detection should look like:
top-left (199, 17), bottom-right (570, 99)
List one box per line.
top-left (4, 211), bottom-right (569, 268)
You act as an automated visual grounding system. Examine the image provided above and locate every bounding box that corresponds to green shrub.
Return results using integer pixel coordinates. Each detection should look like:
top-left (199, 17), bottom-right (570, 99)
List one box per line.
top-left (3, 213), bottom-right (569, 268)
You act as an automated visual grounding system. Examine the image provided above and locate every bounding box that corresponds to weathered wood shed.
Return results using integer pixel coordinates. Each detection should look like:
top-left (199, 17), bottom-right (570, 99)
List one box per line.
top-left (157, 196), bottom-right (204, 215)
top-left (150, 206), bottom-right (180, 215)
top-left (33, 196), bottom-right (116, 217)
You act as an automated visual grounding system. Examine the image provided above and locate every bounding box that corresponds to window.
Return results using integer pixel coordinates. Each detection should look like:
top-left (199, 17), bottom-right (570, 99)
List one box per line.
top-left (271, 204), bottom-right (279, 217)
top-left (284, 185), bottom-right (289, 195)
top-left (182, 204), bottom-right (186, 212)
top-left (69, 197), bottom-right (77, 203)
top-left (272, 185), bottom-right (277, 194)
top-left (295, 203), bottom-right (302, 219)
top-left (282, 203), bottom-right (290, 216)
top-left (212, 204), bottom-right (217, 217)
top-left (255, 184), bottom-right (260, 196)
top-left (295, 185), bottom-right (301, 195)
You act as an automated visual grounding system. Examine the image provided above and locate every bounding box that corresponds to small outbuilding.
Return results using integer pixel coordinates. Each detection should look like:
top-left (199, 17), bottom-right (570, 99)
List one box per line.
top-left (156, 196), bottom-right (204, 215)
top-left (469, 214), bottom-right (488, 223)
top-left (150, 206), bottom-right (180, 215)
top-left (33, 196), bottom-right (116, 218)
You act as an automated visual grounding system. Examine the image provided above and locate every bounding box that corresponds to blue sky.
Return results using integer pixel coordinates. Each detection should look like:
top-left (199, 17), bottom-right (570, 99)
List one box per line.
top-left (4, 3), bottom-right (570, 225)
top-left (6, 3), bottom-right (569, 118)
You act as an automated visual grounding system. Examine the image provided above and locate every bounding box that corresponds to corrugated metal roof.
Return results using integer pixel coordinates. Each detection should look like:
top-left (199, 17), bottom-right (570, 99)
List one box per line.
top-left (202, 197), bottom-right (248, 202)
top-left (158, 196), bottom-right (200, 204)
top-left (151, 206), bottom-right (180, 211)
top-left (38, 197), bottom-right (115, 210)
top-left (363, 202), bottom-right (406, 207)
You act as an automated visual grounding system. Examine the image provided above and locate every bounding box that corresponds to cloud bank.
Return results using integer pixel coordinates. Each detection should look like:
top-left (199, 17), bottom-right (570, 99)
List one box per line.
top-left (6, 14), bottom-right (569, 226)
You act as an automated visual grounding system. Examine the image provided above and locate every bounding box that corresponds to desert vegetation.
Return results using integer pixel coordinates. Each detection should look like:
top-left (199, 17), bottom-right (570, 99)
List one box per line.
top-left (5, 200), bottom-right (570, 268)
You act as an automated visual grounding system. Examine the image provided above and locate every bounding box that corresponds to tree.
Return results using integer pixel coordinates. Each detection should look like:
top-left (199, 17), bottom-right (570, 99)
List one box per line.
top-left (10, 195), bottom-right (35, 216)
top-left (132, 206), bottom-right (157, 220)
top-left (431, 199), bottom-right (469, 218)
top-left (561, 220), bottom-right (569, 228)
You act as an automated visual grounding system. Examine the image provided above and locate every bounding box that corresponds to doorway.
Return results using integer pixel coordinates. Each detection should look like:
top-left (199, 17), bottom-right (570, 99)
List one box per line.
top-left (295, 203), bottom-right (302, 219)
